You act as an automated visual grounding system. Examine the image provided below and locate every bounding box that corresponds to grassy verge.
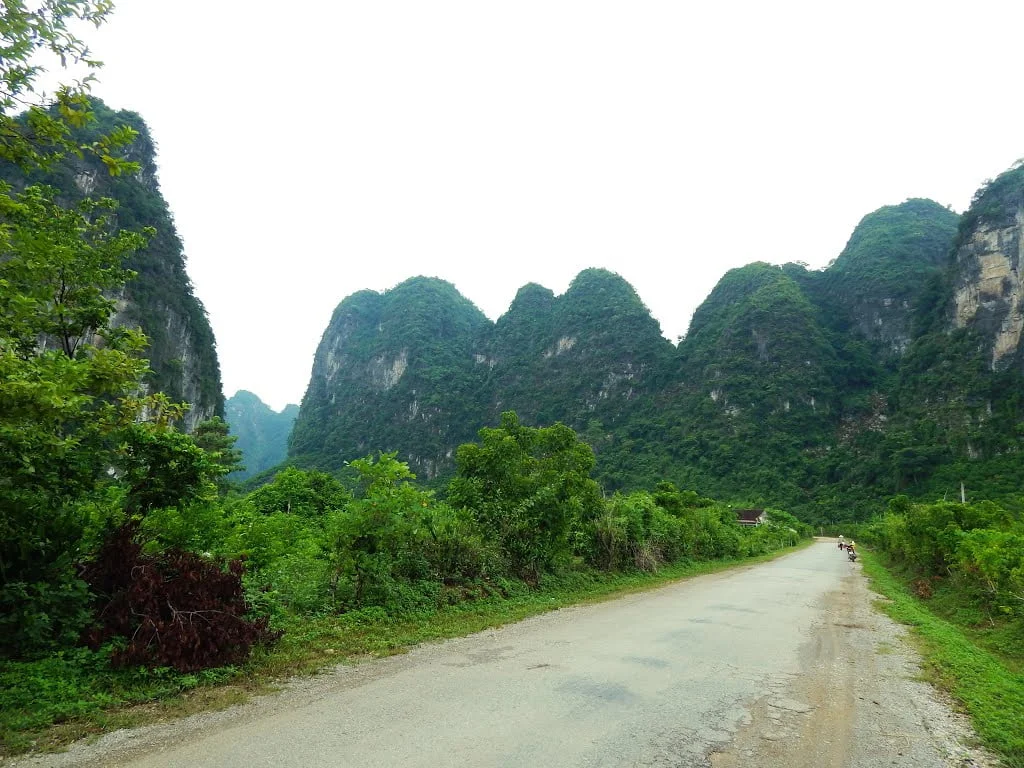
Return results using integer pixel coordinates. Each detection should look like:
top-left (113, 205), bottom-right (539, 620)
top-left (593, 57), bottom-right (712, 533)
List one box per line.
top-left (862, 552), bottom-right (1024, 768)
top-left (900, 571), bottom-right (1024, 673)
top-left (1, 540), bottom-right (811, 756)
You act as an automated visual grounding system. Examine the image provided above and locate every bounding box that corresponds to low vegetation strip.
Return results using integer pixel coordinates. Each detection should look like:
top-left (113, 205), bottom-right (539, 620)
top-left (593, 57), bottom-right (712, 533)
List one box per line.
top-left (862, 552), bottom-right (1024, 768)
top-left (0, 542), bottom-right (809, 756)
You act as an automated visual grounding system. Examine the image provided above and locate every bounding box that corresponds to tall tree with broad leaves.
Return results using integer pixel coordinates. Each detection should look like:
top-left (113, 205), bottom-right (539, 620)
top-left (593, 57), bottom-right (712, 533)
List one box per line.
top-left (447, 411), bottom-right (603, 579)
top-left (0, 1), bottom-right (201, 657)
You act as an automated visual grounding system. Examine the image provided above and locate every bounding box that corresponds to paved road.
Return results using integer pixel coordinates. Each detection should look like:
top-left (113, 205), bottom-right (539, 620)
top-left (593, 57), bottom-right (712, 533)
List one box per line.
top-left (26, 541), bottom-right (988, 767)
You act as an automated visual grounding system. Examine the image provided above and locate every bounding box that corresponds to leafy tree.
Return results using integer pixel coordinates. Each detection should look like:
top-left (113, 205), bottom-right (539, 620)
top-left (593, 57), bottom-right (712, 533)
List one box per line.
top-left (0, 3), bottom-right (222, 427)
top-left (0, 186), bottom-right (149, 353)
top-left (120, 422), bottom-right (217, 517)
top-left (245, 466), bottom-right (350, 518)
top-left (193, 416), bottom-right (245, 491)
top-left (324, 453), bottom-right (429, 608)
top-left (447, 412), bottom-right (603, 578)
top-left (0, 2), bottom-right (225, 654)
top-left (0, 1), bottom-right (138, 174)
top-left (0, 185), bottom-right (160, 656)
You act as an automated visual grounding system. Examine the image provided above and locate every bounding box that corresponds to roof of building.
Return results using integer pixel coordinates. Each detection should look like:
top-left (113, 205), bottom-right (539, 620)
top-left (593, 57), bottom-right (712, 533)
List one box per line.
top-left (735, 508), bottom-right (765, 523)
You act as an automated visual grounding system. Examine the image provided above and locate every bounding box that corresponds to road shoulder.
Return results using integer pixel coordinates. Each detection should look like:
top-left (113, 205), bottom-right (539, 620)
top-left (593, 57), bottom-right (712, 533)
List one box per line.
top-left (709, 561), bottom-right (999, 768)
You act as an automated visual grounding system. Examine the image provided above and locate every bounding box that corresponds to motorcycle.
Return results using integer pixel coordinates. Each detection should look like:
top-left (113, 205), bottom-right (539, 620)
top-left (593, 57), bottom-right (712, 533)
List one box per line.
top-left (847, 548), bottom-right (857, 562)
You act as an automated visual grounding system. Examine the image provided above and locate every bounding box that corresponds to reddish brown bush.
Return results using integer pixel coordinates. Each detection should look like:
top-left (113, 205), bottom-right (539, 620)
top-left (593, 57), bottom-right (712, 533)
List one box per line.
top-left (912, 577), bottom-right (934, 599)
top-left (81, 525), bottom-right (279, 672)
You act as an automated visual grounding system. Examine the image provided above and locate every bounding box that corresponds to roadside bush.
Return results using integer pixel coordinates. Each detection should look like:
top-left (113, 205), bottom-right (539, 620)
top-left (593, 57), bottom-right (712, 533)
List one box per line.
top-left (245, 467), bottom-right (350, 517)
top-left (692, 507), bottom-right (743, 559)
top-left (585, 492), bottom-right (693, 571)
top-left (955, 526), bottom-right (1024, 619)
top-left (873, 497), bottom-right (1024, 633)
top-left (647, 505), bottom-right (687, 564)
top-left (81, 525), bottom-right (278, 672)
top-left (739, 523), bottom-right (799, 557)
top-left (583, 491), bottom-right (783, 572)
top-left (226, 502), bottom-right (325, 572)
top-left (245, 549), bottom-right (332, 620)
top-left (420, 503), bottom-right (498, 582)
top-left (448, 412), bottom-right (603, 579)
top-left (323, 454), bottom-right (432, 610)
top-left (0, 575), bottom-right (91, 660)
top-left (587, 493), bottom-right (654, 571)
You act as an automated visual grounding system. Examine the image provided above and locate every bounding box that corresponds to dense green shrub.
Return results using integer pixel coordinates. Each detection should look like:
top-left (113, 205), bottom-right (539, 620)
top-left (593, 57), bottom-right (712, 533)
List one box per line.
top-left (870, 497), bottom-right (1024, 626)
top-left (448, 412), bottom-right (603, 579)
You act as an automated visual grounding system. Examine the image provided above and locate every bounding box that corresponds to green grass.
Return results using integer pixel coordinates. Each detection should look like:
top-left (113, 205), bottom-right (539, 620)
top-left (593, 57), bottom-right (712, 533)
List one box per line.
top-left (1, 541), bottom-right (811, 756)
top-left (919, 578), bottom-right (1024, 671)
top-left (0, 649), bottom-right (247, 755)
top-left (862, 552), bottom-right (1024, 768)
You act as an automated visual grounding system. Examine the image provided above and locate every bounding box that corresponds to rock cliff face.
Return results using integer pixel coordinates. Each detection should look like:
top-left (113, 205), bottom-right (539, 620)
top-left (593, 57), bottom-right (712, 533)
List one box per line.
top-left (289, 277), bottom-right (491, 479)
top-left (952, 169), bottom-right (1024, 370)
top-left (8, 100), bottom-right (223, 430)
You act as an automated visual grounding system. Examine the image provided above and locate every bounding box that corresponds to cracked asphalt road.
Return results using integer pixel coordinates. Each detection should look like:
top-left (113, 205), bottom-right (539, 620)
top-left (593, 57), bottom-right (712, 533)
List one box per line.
top-left (16, 541), bottom-right (993, 768)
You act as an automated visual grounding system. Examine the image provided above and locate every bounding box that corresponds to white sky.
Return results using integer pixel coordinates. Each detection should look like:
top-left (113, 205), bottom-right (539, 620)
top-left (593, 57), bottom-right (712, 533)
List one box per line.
top-left (76, 0), bottom-right (1024, 411)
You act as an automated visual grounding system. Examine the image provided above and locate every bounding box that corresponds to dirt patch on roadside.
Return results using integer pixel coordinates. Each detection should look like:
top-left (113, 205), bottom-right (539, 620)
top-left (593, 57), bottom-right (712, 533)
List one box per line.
top-left (710, 564), bottom-right (998, 768)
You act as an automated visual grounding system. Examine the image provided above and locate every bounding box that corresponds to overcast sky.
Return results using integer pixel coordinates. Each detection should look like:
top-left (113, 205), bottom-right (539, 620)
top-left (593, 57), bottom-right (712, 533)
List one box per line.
top-left (77, 0), bottom-right (1024, 411)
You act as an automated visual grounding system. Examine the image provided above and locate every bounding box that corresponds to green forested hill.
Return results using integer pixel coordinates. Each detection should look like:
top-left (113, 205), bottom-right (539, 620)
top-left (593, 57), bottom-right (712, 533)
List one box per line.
top-left (789, 198), bottom-right (960, 358)
top-left (2, 100), bottom-right (223, 429)
top-left (658, 263), bottom-right (844, 502)
top-left (290, 269), bottom-right (675, 484)
top-left (827, 198), bottom-right (960, 298)
top-left (486, 268), bottom-right (674, 430)
top-left (224, 391), bottom-right (299, 480)
top-left (290, 173), bottom-right (1024, 523)
top-left (289, 277), bottom-right (493, 479)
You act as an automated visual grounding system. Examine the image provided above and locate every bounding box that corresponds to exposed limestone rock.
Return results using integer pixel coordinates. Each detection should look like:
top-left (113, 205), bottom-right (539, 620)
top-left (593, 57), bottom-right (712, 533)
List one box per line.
top-left (751, 329), bottom-right (769, 362)
top-left (846, 297), bottom-right (914, 356)
top-left (473, 353), bottom-right (497, 369)
top-left (544, 336), bottom-right (577, 358)
top-left (953, 208), bottom-right (1024, 369)
top-left (369, 350), bottom-right (409, 391)
top-left (74, 169), bottom-right (97, 195)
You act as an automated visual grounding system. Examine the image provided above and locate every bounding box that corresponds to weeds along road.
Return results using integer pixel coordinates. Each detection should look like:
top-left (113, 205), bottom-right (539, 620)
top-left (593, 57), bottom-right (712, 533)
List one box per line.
top-left (26, 541), bottom-right (991, 768)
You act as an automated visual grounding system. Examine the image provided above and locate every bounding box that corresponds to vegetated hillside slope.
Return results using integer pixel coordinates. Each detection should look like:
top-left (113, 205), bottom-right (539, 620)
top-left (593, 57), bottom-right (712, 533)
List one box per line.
top-left (485, 268), bottom-right (674, 441)
top-left (225, 391), bottom-right (299, 480)
top-left (291, 163), bottom-right (1024, 522)
top-left (801, 171), bottom-right (1024, 514)
top-left (812, 198), bottom-right (961, 356)
top-left (651, 262), bottom-right (845, 504)
top-left (290, 269), bottom-right (675, 483)
top-left (289, 277), bottom-right (493, 480)
top-left (3, 99), bottom-right (223, 429)
top-left (884, 162), bottom-right (1024, 500)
